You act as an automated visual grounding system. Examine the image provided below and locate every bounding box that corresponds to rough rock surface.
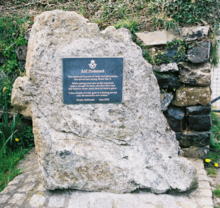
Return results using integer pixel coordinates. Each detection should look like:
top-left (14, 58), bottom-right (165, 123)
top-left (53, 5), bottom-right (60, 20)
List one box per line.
top-left (155, 46), bottom-right (186, 64)
top-left (136, 30), bottom-right (176, 46)
top-left (178, 62), bottom-right (211, 86)
top-left (172, 86), bottom-right (211, 107)
top-left (187, 41), bottom-right (210, 64)
top-left (0, 52), bottom-right (4, 64)
top-left (164, 106), bottom-right (186, 132)
top-left (11, 10), bottom-right (197, 194)
top-left (182, 146), bottom-right (209, 159)
top-left (176, 131), bottom-right (211, 147)
top-left (186, 104), bottom-right (211, 115)
top-left (135, 26), bottom-right (209, 45)
top-left (153, 63), bottom-right (179, 73)
top-left (188, 114), bottom-right (212, 131)
top-left (0, 149), bottom-right (214, 208)
top-left (15, 45), bottom-right (27, 61)
top-left (160, 92), bottom-right (173, 111)
top-left (180, 26), bottom-right (210, 41)
top-left (154, 72), bottom-right (180, 90)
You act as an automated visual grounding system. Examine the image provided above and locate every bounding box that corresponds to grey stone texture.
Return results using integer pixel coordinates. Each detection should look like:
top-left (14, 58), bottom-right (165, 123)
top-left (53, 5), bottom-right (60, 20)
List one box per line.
top-left (15, 45), bottom-right (27, 61)
top-left (11, 10), bottom-right (197, 194)
top-left (160, 92), bottom-right (173, 111)
top-left (188, 114), bottom-right (212, 131)
top-left (176, 131), bottom-right (211, 147)
top-left (153, 63), bottom-right (179, 73)
top-left (135, 26), bottom-right (209, 45)
top-left (29, 194), bottom-right (46, 207)
top-left (0, 149), bottom-right (214, 208)
top-left (172, 86), bottom-right (211, 107)
top-left (164, 106), bottom-right (186, 132)
top-left (180, 26), bottom-right (210, 41)
top-left (178, 62), bottom-right (211, 86)
top-left (154, 72), bottom-right (180, 90)
top-left (164, 45), bottom-right (186, 63)
top-left (0, 52), bottom-right (4, 64)
top-left (182, 146), bottom-right (209, 159)
top-left (186, 103), bottom-right (211, 115)
top-left (187, 41), bottom-right (210, 63)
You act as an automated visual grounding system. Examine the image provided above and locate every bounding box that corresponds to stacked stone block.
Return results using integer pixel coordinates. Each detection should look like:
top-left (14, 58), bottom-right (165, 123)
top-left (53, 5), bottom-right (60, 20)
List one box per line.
top-left (136, 26), bottom-right (212, 159)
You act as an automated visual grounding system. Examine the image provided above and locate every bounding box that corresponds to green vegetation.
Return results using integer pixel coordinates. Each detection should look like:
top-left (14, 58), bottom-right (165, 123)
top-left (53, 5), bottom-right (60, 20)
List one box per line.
top-left (206, 167), bottom-right (218, 177)
top-left (152, 39), bottom-right (188, 65)
top-left (0, 14), bottom-right (30, 107)
top-left (0, 91), bottom-right (34, 192)
top-left (214, 185), bottom-right (220, 198)
top-left (210, 112), bottom-right (220, 150)
top-left (205, 112), bottom-right (220, 177)
top-left (210, 39), bottom-right (220, 67)
top-left (0, 149), bottom-right (27, 192)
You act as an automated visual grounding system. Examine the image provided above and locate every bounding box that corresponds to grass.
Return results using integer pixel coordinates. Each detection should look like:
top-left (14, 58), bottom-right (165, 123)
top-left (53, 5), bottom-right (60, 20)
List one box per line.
top-left (0, 93), bottom-right (35, 192)
top-left (205, 112), bottom-right (220, 177)
top-left (206, 167), bottom-right (218, 177)
top-left (214, 185), bottom-right (220, 198)
top-left (210, 112), bottom-right (220, 150)
top-left (0, 148), bottom-right (28, 192)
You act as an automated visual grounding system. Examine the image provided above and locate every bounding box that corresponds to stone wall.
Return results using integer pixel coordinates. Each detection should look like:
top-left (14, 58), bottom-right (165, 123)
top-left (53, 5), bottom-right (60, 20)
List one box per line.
top-left (137, 26), bottom-right (212, 159)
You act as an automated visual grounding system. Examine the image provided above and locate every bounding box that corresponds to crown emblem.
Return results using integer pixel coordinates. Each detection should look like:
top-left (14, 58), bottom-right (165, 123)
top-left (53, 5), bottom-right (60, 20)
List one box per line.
top-left (88, 60), bottom-right (97, 69)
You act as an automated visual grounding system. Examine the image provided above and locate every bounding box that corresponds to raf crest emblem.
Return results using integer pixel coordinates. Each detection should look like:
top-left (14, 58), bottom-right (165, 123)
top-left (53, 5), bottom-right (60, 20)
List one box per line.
top-left (88, 60), bottom-right (97, 69)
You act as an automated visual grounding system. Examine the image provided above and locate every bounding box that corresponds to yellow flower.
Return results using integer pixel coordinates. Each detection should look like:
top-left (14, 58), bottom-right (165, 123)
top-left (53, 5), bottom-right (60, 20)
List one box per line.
top-left (15, 138), bottom-right (19, 142)
top-left (3, 87), bottom-right (6, 93)
top-left (205, 159), bottom-right (211, 163)
top-left (214, 163), bottom-right (219, 168)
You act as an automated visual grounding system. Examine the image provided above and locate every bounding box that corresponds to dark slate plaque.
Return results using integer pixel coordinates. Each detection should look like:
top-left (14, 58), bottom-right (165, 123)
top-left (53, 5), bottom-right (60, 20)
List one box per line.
top-left (62, 57), bottom-right (123, 104)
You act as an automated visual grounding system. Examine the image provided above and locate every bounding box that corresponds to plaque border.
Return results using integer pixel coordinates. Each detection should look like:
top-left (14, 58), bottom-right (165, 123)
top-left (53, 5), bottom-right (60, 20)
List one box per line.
top-left (62, 57), bottom-right (123, 105)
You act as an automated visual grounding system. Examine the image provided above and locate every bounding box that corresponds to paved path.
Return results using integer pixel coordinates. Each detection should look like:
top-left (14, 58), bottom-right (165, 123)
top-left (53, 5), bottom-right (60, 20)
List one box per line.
top-left (0, 148), bottom-right (214, 208)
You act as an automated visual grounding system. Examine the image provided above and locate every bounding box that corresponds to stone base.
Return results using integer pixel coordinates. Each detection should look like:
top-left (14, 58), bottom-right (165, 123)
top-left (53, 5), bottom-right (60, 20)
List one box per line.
top-left (182, 146), bottom-right (209, 159)
top-left (0, 149), bottom-right (214, 208)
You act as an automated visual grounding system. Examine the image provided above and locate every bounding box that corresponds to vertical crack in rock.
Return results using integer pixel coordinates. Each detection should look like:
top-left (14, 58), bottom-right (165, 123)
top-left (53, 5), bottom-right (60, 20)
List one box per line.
top-left (11, 10), bottom-right (197, 194)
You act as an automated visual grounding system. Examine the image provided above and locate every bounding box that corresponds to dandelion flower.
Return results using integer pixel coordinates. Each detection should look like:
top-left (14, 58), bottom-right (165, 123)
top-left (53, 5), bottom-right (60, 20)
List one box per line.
top-left (205, 159), bottom-right (211, 163)
top-left (214, 163), bottom-right (219, 168)
top-left (3, 87), bottom-right (6, 93)
top-left (15, 138), bottom-right (19, 142)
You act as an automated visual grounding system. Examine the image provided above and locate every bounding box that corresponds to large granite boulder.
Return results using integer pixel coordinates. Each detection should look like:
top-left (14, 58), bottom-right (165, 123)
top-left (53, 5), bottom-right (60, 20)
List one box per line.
top-left (11, 10), bottom-right (197, 194)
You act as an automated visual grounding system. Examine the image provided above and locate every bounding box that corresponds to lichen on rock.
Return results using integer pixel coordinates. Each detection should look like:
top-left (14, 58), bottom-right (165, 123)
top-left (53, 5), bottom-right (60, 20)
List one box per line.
top-left (11, 10), bottom-right (198, 194)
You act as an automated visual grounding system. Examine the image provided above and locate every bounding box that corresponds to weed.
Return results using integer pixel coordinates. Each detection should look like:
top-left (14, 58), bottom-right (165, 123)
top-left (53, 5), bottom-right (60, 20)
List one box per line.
top-left (214, 188), bottom-right (220, 198)
top-left (0, 90), bottom-right (34, 191)
top-left (210, 39), bottom-right (219, 67)
top-left (210, 112), bottom-right (220, 149)
top-left (206, 167), bottom-right (218, 177)
top-left (152, 14), bottom-right (179, 32)
top-left (114, 19), bottom-right (138, 35)
top-left (152, 39), bottom-right (187, 65)
top-left (0, 14), bottom-right (29, 107)
top-left (0, 148), bottom-right (27, 192)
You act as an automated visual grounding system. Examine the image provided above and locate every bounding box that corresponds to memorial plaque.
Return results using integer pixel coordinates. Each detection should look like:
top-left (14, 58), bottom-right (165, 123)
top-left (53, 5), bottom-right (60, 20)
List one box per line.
top-left (62, 57), bottom-right (123, 104)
